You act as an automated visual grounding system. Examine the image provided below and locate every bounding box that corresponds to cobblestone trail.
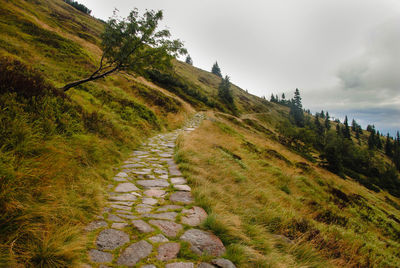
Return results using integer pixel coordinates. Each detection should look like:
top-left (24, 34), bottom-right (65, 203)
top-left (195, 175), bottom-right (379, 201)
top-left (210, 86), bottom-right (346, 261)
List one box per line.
top-left (84, 114), bottom-right (236, 268)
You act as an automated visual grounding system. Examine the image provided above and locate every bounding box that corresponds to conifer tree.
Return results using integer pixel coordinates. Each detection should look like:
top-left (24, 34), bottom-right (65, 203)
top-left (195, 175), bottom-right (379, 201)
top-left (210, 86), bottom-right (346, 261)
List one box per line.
top-left (351, 119), bottom-right (357, 132)
top-left (185, 55), bottom-right (193, 65)
top-left (218, 75), bottom-right (233, 103)
top-left (289, 88), bottom-right (304, 127)
top-left (376, 131), bottom-right (383, 149)
top-left (394, 131), bottom-right (400, 170)
top-left (315, 114), bottom-right (324, 136)
top-left (385, 133), bottom-right (393, 157)
top-left (320, 110), bottom-right (325, 119)
top-left (343, 116), bottom-right (351, 139)
top-left (325, 112), bottom-right (331, 130)
top-left (368, 130), bottom-right (376, 150)
top-left (211, 61), bottom-right (222, 77)
top-left (355, 127), bottom-right (361, 140)
top-left (270, 94), bottom-right (276, 102)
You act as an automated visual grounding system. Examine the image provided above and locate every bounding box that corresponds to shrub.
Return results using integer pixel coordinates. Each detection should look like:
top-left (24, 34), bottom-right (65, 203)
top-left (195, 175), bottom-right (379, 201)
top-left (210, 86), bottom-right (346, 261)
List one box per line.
top-left (63, 0), bottom-right (91, 15)
top-left (0, 57), bottom-right (62, 98)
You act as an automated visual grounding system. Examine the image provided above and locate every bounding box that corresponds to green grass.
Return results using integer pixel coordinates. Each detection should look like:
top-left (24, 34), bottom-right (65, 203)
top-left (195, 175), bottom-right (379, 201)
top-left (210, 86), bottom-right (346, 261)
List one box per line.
top-left (177, 114), bottom-right (400, 267)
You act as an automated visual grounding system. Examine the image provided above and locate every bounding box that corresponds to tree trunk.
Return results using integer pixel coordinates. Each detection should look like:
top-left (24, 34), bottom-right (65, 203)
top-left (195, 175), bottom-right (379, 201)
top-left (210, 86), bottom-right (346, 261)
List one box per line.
top-left (62, 65), bottom-right (119, 92)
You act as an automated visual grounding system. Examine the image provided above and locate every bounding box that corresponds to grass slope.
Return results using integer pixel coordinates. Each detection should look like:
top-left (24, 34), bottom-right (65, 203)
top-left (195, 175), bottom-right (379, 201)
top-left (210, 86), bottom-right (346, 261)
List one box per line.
top-left (0, 0), bottom-right (192, 266)
top-left (176, 112), bottom-right (400, 267)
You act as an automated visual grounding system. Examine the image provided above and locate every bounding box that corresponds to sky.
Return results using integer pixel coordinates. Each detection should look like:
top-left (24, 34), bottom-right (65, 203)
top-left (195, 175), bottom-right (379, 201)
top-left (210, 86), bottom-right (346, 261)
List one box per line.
top-left (79, 0), bottom-right (400, 135)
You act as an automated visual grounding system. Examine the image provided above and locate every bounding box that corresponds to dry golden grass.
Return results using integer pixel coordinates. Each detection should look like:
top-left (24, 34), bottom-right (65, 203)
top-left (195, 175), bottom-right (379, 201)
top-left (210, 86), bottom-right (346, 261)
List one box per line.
top-left (176, 112), bottom-right (400, 267)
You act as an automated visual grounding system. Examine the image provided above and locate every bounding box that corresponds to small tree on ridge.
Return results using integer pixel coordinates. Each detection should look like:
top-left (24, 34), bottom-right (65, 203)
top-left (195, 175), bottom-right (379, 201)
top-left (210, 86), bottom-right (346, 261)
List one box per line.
top-left (62, 9), bottom-right (187, 91)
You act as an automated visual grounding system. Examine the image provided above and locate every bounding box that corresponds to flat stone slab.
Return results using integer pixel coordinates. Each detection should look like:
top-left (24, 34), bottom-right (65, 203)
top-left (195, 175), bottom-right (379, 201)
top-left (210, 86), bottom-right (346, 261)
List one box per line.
top-left (169, 166), bottom-right (182, 176)
top-left (142, 197), bottom-right (158, 205)
top-left (181, 207), bottom-right (208, 226)
top-left (142, 265), bottom-right (157, 268)
top-left (136, 204), bottom-right (153, 213)
top-left (115, 209), bottom-right (134, 214)
top-left (198, 263), bottom-right (216, 268)
top-left (110, 204), bottom-right (131, 211)
top-left (211, 259), bottom-right (236, 268)
top-left (132, 220), bottom-right (154, 233)
top-left (114, 182), bottom-right (139, 192)
top-left (144, 189), bottom-right (166, 197)
top-left (159, 174), bottom-right (169, 180)
top-left (165, 263), bottom-right (194, 268)
top-left (149, 220), bottom-right (183, 237)
top-left (85, 220), bottom-right (108, 232)
top-left (169, 192), bottom-right (193, 204)
top-left (157, 205), bottom-right (183, 212)
top-left (137, 180), bottom-right (169, 188)
top-left (175, 184), bottom-right (191, 191)
top-left (107, 214), bottom-right (125, 222)
top-left (171, 177), bottom-right (187, 185)
top-left (157, 242), bottom-right (180, 261)
top-left (117, 214), bottom-right (138, 220)
top-left (109, 193), bottom-right (137, 201)
top-left (113, 177), bottom-right (127, 182)
top-left (180, 229), bottom-right (225, 256)
top-left (154, 168), bottom-right (168, 174)
top-left (96, 229), bottom-right (129, 250)
top-left (117, 240), bottom-right (153, 266)
top-left (88, 249), bottom-right (113, 263)
top-left (159, 153), bottom-right (173, 158)
top-left (116, 172), bottom-right (128, 177)
top-left (122, 163), bottom-right (144, 168)
top-left (111, 222), bottom-right (129, 229)
top-left (143, 212), bottom-right (177, 221)
top-left (148, 234), bottom-right (169, 243)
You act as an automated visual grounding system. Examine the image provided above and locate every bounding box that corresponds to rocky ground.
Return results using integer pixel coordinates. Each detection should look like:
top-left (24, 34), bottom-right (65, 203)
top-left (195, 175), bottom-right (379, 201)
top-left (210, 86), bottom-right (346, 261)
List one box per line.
top-left (84, 114), bottom-right (236, 267)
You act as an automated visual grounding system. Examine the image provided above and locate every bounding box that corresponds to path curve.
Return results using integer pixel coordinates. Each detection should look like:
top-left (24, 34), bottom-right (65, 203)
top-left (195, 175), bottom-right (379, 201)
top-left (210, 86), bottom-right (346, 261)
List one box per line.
top-left (84, 113), bottom-right (236, 268)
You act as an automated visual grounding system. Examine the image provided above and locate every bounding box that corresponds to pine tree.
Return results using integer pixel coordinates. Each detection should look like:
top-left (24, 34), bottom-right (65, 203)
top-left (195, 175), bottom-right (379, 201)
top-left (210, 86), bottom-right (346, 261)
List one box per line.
top-left (320, 110), bottom-right (325, 119)
top-left (325, 112), bottom-right (331, 130)
top-left (385, 133), bottom-right (393, 157)
top-left (270, 94), bottom-right (276, 102)
top-left (218, 75), bottom-right (233, 103)
top-left (376, 131), bottom-right (382, 149)
top-left (185, 55), bottom-right (193, 65)
top-left (315, 114), bottom-right (324, 136)
top-left (289, 88), bottom-right (304, 127)
top-left (394, 131), bottom-right (400, 170)
top-left (343, 116), bottom-right (351, 139)
top-left (368, 130), bottom-right (376, 150)
top-left (211, 61), bottom-right (222, 77)
top-left (355, 127), bottom-right (361, 140)
top-left (351, 119), bottom-right (357, 132)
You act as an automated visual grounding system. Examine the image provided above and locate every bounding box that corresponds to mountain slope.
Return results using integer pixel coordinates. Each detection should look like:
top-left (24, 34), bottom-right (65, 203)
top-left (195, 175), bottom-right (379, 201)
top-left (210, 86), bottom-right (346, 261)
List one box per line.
top-left (0, 0), bottom-right (399, 267)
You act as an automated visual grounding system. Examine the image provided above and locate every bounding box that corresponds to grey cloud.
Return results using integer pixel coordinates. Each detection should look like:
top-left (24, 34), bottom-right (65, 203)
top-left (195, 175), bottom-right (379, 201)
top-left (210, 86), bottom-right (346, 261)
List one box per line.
top-left (337, 18), bottom-right (400, 97)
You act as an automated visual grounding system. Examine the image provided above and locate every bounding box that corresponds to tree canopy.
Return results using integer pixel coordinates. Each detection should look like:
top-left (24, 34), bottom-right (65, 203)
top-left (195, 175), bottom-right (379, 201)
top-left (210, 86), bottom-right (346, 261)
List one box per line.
top-left (62, 9), bottom-right (187, 91)
top-left (211, 61), bottom-right (222, 77)
top-left (218, 75), bottom-right (233, 103)
top-left (289, 88), bottom-right (304, 127)
top-left (185, 55), bottom-right (193, 65)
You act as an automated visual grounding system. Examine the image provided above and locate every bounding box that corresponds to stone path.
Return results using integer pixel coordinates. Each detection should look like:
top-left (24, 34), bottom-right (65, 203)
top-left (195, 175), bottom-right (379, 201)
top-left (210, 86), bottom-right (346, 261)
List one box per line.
top-left (84, 113), bottom-right (236, 268)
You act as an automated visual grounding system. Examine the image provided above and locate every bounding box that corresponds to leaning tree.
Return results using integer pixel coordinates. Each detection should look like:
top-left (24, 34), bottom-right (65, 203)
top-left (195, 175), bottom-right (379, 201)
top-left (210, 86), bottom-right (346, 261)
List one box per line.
top-left (62, 9), bottom-right (187, 91)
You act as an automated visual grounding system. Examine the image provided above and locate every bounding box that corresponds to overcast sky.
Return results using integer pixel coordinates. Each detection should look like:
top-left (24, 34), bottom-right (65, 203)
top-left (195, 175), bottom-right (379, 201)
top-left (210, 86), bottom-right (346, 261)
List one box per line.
top-left (79, 0), bottom-right (400, 135)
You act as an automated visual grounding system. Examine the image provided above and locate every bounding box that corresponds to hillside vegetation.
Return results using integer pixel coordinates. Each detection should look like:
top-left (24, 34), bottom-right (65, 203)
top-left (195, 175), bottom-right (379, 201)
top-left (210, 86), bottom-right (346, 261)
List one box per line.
top-left (0, 0), bottom-right (399, 267)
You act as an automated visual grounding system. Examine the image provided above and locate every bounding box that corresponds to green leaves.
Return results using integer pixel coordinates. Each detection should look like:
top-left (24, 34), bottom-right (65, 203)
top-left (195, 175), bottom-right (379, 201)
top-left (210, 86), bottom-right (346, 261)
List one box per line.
top-left (63, 8), bottom-right (186, 90)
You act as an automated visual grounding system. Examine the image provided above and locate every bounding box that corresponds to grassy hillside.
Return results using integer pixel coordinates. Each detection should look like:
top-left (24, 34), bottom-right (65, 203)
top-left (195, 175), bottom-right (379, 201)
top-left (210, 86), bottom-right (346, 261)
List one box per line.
top-left (0, 0), bottom-right (193, 266)
top-left (176, 112), bottom-right (400, 267)
top-left (1, 0), bottom-right (399, 267)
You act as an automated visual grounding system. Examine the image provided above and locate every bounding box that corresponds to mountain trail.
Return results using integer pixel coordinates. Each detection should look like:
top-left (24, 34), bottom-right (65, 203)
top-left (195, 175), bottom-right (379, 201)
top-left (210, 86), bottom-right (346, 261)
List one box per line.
top-left (83, 113), bottom-right (235, 268)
